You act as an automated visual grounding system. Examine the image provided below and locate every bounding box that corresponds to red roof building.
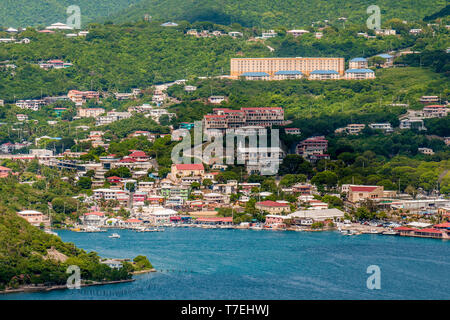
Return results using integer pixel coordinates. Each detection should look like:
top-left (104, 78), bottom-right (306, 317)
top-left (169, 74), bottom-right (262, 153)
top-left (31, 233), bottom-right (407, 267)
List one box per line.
top-left (171, 163), bottom-right (205, 178)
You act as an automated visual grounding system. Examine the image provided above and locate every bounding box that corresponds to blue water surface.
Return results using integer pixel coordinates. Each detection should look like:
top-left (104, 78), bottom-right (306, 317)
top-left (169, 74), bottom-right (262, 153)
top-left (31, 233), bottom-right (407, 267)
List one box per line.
top-left (2, 228), bottom-right (449, 300)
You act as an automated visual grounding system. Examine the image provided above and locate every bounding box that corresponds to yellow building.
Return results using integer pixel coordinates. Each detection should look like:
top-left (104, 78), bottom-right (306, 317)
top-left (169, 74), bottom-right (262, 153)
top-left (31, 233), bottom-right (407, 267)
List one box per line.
top-left (230, 57), bottom-right (345, 78)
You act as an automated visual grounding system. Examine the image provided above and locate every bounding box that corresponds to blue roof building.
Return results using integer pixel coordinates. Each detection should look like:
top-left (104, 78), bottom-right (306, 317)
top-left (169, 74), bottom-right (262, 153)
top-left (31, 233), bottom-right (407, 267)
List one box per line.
top-left (240, 72), bottom-right (270, 80)
top-left (344, 68), bottom-right (376, 79)
top-left (309, 70), bottom-right (340, 80)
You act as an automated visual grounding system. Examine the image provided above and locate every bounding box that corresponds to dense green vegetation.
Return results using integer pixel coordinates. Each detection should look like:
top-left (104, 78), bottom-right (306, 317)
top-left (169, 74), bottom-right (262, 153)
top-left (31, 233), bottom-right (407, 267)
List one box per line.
top-left (1, 18), bottom-right (447, 102)
top-left (168, 67), bottom-right (449, 120)
top-left (108, 0), bottom-right (448, 27)
top-left (0, 0), bottom-right (141, 28)
top-left (0, 205), bottom-right (133, 290)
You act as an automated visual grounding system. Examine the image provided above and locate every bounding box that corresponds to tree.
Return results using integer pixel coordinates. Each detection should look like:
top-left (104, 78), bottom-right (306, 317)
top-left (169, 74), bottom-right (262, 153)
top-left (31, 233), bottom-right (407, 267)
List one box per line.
top-left (311, 171), bottom-right (338, 189)
top-left (279, 155), bottom-right (312, 176)
top-left (202, 179), bottom-right (213, 187)
top-left (77, 177), bottom-right (92, 190)
top-left (405, 185), bottom-right (418, 199)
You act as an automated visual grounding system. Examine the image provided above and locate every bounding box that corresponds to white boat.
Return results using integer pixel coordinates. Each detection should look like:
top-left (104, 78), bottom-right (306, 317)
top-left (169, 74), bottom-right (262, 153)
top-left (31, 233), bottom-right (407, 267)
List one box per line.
top-left (108, 233), bottom-right (120, 238)
top-left (250, 225), bottom-right (263, 230)
top-left (382, 230), bottom-right (398, 236)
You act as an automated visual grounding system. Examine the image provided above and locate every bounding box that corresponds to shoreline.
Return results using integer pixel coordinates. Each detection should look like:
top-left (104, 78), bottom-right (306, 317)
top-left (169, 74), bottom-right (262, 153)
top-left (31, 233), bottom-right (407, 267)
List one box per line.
top-left (0, 278), bottom-right (135, 295)
top-left (132, 268), bottom-right (157, 275)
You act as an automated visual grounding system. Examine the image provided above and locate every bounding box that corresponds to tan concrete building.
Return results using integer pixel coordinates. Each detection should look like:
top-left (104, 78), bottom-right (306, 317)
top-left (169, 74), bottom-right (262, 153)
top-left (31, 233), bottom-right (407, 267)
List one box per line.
top-left (347, 185), bottom-right (384, 203)
top-left (230, 57), bottom-right (345, 78)
top-left (255, 200), bottom-right (290, 214)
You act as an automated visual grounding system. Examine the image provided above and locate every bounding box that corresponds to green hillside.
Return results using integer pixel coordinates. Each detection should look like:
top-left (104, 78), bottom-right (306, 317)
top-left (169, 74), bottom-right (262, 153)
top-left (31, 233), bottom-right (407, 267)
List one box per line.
top-left (1, 0), bottom-right (448, 29)
top-left (0, 0), bottom-right (141, 28)
top-left (108, 0), bottom-right (448, 27)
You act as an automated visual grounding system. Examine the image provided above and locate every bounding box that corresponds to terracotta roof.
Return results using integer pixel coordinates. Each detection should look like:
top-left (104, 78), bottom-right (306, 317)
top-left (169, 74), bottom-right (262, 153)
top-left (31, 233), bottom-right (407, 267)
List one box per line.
top-left (175, 164), bottom-right (204, 171)
top-left (394, 226), bottom-right (416, 231)
top-left (128, 150), bottom-right (147, 158)
top-left (434, 222), bottom-right (450, 228)
top-left (256, 200), bottom-right (289, 207)
top-left (85, 212), bottom-right (105, 216)
top-left (349, 186), bottom-right (379, 192)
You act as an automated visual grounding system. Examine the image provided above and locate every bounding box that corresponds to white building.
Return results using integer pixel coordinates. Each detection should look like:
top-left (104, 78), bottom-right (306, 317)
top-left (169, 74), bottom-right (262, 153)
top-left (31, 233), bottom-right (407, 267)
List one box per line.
top-left (369, 123), bottom-right (393, 133)
top-left (344, 68), bottom-right (375, 80)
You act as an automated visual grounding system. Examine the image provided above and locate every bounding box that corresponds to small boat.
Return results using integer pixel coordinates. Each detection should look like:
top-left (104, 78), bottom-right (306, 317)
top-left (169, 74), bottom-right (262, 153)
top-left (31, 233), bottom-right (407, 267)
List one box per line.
top-left (108, 233), bottom-right (120, 238)
top-left (382, 230), bottom-right (398, 236)
top-left (250, 225), bottom-right (263, 230)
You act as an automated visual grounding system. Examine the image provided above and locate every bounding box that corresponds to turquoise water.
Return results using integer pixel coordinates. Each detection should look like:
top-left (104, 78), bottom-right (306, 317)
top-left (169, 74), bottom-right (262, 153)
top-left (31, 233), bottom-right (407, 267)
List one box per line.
top-left (2, 228), bottom-right (450, 300)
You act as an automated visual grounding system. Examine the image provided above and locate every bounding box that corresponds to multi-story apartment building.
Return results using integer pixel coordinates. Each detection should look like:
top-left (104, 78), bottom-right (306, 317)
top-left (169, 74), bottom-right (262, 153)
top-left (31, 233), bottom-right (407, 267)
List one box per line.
top-left (419, 96), bottom-right (440, 104)
top-left (77, 107), bottom-right (105, 118)
top-left (344, 68), bottom-right (375, 80)
top-left (230, 57), bottom-right (345, 78)
top-left (369, 123), bottom-right (394, 133)
top-left (422, 105), bottom-right (448, 118)
top-left (349, 57), bottom-right (368, 69)
top-left (68, 90), bottom-right (100, 106)
top-left (335, 124), bottom-right (366, 135)
top-left (296, 136), bottom-right (328, 160)
top-left (399, 118), bottom-right (426, 130)
top-left (16, 99), bottom-right (46, 111)
top-left (95, 111), bottom-right (131, 126)
top-left (203, 107), bottom-right (285, 131)
top-left (309, 70), bottom-right (341, 80)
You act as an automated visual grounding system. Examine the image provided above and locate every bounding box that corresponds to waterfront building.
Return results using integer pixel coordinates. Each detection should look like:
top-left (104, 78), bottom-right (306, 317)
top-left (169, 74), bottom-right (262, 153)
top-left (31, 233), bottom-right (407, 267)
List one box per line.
top-left (288, 208), bottom-right (344, 225)
top-left (82, 212), bottom-right (106, 226)
top-left (347, 185), bottom-right (384, 203)
top-left (255, 200), bottom-right (290, 214)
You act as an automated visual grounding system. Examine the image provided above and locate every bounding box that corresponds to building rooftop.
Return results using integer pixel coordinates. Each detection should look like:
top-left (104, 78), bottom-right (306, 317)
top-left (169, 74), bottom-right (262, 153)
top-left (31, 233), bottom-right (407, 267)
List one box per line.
top-left (241, 72), bottom-right (270, 77)
top-left (310, 70), bottom-right (339, 74)
top-left (345, 68), bottom-right (374, 73)
top-left (274, 70), bottom-right (303, 75)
